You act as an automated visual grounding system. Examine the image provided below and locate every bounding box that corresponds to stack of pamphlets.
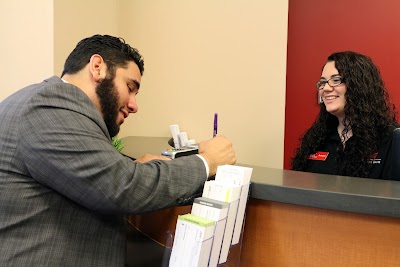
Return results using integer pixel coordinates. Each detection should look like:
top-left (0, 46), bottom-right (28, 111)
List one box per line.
top-left (169, 165), bottom-right (253, 267)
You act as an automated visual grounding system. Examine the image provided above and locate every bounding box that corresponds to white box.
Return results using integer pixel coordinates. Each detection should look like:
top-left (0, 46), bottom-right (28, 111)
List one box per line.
top-left (215, 165), bottom-right (253, 186)
top-left (178, 131), bottom-right (189, 147)
top-left (169, 214), bottom-right (216, 267)
top-left (202, 180), bottom-right (241, 203)
top-left (191, 197), bottom-right (229, 267)
top-left (216, 165), bottom-right (253, 245)
top-left (230, 183), bottom-right (250, 244)
top-left (169, 124), bottom-right (181, 149)
top-left (202, 180), bottom-right (241, 264)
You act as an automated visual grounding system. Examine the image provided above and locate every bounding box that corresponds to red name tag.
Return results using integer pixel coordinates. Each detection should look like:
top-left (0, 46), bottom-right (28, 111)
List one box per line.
top-left (308, 152), bottom-right (329, 161)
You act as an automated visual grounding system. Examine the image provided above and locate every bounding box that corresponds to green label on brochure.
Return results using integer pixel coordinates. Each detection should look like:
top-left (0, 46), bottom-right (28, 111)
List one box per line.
top-left (178, 214), bottom-right (216, 227)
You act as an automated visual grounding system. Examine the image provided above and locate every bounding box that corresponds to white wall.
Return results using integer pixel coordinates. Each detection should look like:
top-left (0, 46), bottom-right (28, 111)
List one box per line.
top-left (118, 0), bottom-right (288, 168)
top-left (3, 0), bottom-right (288, 168)
top-left (53, 0), bottom-right (120, 76)
top-left (0, 0), bottom-right (54, 101)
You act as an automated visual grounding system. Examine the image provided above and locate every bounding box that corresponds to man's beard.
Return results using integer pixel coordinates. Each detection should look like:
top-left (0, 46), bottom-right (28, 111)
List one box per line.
top-left (95, 76), bottom-right (120, 138)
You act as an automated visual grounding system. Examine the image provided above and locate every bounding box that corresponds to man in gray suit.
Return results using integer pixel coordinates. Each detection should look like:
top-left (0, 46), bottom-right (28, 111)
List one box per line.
top-left (0, 35), bottom-right (236, 266)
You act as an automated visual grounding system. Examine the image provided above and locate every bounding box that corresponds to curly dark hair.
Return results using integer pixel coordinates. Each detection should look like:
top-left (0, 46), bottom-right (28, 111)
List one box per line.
top-left (291, 51), bottom-right (398, 177)
top-left (61, 34), bottom-right (144, 77)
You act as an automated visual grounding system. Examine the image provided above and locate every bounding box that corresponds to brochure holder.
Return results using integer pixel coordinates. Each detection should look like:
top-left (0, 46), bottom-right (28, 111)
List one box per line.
top-left (161, 231), bottom-right (174, 267)
top-left (161, 185), bottom-right (250, 267)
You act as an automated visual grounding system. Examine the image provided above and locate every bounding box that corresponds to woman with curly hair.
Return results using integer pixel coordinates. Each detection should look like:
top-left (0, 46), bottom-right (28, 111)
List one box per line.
top-left (291, 51), bottom-right (399, 180)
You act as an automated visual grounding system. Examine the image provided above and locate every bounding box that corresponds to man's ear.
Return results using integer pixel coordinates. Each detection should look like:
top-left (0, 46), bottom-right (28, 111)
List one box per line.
top-left (89, 54), bottom-right (106, 82)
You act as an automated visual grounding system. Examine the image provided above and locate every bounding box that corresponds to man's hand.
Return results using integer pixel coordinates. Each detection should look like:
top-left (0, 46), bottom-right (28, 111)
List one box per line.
top-left (134, 154), bottom-right (171, 163)
top-left (198, 135), bottom-right (236, 177)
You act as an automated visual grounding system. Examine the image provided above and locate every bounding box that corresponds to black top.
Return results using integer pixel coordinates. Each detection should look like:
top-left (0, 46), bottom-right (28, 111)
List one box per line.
top-left (304, 129), bottom-right (395, 180)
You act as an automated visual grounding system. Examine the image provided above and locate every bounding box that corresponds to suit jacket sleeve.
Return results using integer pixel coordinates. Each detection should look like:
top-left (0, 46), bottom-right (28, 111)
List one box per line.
top-left (17, 80), bottom-right (207, 214)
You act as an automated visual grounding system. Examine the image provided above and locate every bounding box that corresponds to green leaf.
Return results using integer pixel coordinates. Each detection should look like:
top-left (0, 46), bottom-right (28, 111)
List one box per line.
top-left (112, 136), bottom-right (125, 153)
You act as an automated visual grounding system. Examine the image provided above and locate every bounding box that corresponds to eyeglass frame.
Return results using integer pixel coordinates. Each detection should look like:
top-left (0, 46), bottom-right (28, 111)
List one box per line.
top-left (316, 75), bottom-right (345, 90)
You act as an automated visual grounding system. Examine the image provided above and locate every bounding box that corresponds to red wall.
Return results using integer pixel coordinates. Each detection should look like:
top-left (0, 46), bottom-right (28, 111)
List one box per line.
top-left (284, 0), bottom-right (400, 169)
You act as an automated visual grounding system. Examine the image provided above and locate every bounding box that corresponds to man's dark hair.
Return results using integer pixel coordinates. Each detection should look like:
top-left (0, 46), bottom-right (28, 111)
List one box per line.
top-left (61, 34), bottom-right (144, 77)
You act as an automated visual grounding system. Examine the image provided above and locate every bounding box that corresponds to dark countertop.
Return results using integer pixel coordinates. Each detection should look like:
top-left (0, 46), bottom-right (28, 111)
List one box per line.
top-left (121, 136), bottom-right (400, 218)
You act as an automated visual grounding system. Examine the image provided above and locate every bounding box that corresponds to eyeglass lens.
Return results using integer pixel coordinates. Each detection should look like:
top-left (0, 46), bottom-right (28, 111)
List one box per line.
top-left (316, 76), bottom-right (342, 90)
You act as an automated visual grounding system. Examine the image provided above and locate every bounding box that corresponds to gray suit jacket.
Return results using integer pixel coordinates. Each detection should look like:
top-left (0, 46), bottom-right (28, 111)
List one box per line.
top-left (0, 76), bottom-right (206, 266)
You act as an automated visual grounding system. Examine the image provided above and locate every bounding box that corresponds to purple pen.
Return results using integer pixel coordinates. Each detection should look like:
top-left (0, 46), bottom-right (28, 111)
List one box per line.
top-left (213, 113), bottom-right (218, 137)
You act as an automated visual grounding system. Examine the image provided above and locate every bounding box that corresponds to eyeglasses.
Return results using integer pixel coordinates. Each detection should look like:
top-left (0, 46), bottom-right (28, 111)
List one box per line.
top-left (316, 76), bottom-right (344, 90)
